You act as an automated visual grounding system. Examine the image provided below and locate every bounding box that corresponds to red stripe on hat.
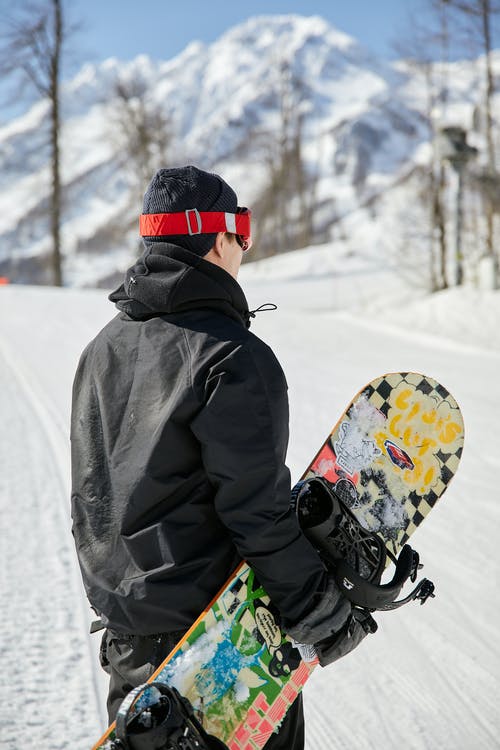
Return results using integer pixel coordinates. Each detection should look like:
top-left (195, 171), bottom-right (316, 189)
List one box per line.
top-left (139, 211), bottom-right (251, 238)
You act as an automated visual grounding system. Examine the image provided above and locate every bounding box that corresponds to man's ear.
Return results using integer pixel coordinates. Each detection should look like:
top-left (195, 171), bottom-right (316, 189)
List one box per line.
top-left (212, 232), bottom-right (226, 258)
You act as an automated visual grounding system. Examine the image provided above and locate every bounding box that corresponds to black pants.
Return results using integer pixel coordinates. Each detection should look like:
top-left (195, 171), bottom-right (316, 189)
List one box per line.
top-left (100, 629), bottom-right (305, 750)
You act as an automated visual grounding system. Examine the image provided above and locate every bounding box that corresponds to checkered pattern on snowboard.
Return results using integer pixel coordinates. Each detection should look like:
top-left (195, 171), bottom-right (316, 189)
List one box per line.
top-left (92, 372), bottom-right (463, 750)
top-left (362, 372), bottom-right (448, 416)
top-left (222, 576), bottom-right (247, 616)
top-left (396, 448), bottom-right (462, 547)
top-left (307, 372), bottom-right (464, 558)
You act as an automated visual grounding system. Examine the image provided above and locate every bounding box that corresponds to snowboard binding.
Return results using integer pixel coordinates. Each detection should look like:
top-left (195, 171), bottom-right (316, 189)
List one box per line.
top-left (107, 681), bottom-right (228, 750)
top-left (291, 477), bottom-right (435, 612)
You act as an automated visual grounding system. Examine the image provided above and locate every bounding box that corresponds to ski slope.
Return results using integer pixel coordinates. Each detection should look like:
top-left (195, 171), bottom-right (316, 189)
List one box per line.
top-left (0, 250), bottom-right (499, 749)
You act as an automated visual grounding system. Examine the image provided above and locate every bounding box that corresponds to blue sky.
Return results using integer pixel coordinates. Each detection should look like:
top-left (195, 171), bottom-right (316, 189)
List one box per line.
top-left (70, 0), bottom-right (426, 65)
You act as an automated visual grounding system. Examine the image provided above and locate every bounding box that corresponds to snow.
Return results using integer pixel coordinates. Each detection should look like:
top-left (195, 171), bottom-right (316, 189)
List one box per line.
top-left (0, 246), bottom-right (498, 749)
top-left (0, 13), bottom-right (442, 285)
top-left (3, 13), bottom-right (500, 297)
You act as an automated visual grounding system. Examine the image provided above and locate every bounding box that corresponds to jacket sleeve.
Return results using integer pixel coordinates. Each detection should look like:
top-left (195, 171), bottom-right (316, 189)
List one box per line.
top-left (190, 336), bottom-right (328, 623)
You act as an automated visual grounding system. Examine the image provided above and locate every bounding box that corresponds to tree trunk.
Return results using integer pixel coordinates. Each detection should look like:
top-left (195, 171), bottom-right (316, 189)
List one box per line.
top-left (482, 0), bottom-right (495, 170)
top-left (435, 163), bottom-right (448, 289)
top-left (49, 0), bottom-right (63, 286)
top-left (481, 0), bottom-right (497, 275)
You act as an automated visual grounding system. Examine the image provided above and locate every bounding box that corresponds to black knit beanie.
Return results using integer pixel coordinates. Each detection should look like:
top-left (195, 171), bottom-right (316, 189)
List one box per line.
top-left (142, 165), bottom-right (238, 256)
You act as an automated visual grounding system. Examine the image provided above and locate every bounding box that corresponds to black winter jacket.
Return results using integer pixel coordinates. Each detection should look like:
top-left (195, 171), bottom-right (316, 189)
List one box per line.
top-left (71, 243), bottom-right (326, 635)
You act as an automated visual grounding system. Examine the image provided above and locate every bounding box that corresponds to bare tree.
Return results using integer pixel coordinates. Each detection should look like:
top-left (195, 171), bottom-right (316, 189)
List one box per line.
top-left (437, 0), bottom-right (500, 270)
top-left (394, 0), bottom-right (500, 288)
top-left (439, 0), bottom-right (498, 162)
top-left (251, 59), bottom-right (317, 259)
top-left (109, 72), bottom-right (172, 206)
top-left (0, 0), bottom-right (75, 286)
top-left (393, 8), bottom-right (452, 290)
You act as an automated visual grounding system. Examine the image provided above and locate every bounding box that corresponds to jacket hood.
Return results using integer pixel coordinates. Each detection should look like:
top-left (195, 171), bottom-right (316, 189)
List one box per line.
top-left (109, 242), bottom-right (252, 327)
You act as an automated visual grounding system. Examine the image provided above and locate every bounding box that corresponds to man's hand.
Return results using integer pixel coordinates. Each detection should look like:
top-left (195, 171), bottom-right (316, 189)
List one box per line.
top-left (283, 576), bottom-right (351, 644)
top-left (283, 576), bottom-right (377, 666)
top-left (314, 608), bottom-right (378, 666)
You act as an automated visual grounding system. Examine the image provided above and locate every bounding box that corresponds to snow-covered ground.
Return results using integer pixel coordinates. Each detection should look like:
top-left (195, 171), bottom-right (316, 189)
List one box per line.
top-left (0, 246), bottom-right (499, 749)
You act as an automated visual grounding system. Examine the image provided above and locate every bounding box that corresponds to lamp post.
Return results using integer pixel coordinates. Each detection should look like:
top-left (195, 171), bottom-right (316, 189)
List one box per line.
top-left (437, 127), bottom-right (478, 285)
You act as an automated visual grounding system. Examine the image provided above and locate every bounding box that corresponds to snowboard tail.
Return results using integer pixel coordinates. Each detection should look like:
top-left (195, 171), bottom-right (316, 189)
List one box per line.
top-left (92, 372), bottom-right (464, 750)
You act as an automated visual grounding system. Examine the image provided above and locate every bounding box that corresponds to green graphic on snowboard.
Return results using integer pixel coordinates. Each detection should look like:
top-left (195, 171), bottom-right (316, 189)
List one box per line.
top-left (93, 372), bottom-right (464, 750)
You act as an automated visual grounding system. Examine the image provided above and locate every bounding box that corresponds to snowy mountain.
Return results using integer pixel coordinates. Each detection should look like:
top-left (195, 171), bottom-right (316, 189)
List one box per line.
top-left (1, 246), bottom-right (499, 749)
top-left (0, 13), bottom-right (498, 288)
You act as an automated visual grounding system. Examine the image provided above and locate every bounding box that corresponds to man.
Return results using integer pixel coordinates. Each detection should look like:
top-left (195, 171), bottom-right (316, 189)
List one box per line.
top-left (70, 166), bottom-right (365, 749)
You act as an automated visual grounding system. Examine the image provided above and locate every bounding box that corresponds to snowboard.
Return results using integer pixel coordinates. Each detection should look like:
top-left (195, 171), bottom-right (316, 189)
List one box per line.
top-left (92, 372), bottom-right (464, 750)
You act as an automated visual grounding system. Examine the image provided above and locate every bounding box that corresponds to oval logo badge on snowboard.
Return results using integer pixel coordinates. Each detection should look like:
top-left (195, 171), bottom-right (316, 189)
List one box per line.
top-left (384, 440), bottom-right (415, 471)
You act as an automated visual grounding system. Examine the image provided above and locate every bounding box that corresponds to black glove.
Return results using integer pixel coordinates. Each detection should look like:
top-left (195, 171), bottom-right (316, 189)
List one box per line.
top-left (283, 576), bottom-right (378, 667)
top-left (283, 576), bottom-right (352, 645)
top-left (314, 608), bottom-right (378, 666)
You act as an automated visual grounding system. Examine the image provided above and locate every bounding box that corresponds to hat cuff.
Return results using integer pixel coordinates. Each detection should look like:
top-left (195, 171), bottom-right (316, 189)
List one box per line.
top-left (144, 233), bottom-right (216, 256)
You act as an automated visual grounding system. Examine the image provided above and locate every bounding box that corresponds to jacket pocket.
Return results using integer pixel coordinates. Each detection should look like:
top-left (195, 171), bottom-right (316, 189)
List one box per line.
top-left (121, 522), bottom-right (173, 577)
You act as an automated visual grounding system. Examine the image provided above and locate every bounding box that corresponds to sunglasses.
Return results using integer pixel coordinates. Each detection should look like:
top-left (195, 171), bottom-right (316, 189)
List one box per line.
top-left (234, 207), bottom-right (252, 252)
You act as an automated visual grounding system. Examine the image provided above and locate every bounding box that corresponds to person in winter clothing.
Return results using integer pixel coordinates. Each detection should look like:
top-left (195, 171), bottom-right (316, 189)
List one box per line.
top-left (70, 166), bottom-right (368, 749)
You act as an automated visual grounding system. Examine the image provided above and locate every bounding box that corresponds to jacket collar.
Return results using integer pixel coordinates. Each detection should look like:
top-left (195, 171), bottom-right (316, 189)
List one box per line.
top-left (109, 243), bottom-right (252, 328)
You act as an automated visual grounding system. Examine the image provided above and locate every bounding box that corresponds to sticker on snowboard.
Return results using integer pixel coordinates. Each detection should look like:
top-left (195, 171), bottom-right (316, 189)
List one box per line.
top-left (92, 372), bottom-right (464, 750)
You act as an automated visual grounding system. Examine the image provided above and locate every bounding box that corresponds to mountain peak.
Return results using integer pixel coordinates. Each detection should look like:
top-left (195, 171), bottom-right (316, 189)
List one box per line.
top-left (0, 13), bottom-right (492, 287)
